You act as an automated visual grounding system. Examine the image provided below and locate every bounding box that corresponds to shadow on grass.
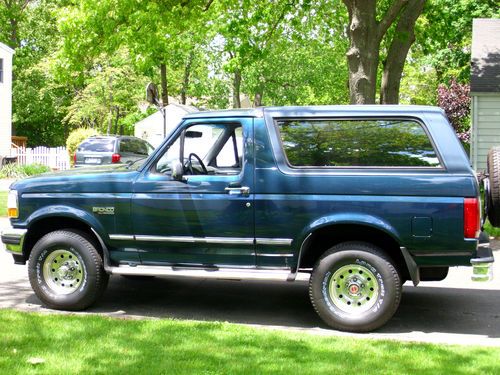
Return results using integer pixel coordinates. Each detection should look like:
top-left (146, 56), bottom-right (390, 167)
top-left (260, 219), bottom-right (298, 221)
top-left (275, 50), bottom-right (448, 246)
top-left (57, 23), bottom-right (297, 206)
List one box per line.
top-left (0, 309), bottom-right (499, 374)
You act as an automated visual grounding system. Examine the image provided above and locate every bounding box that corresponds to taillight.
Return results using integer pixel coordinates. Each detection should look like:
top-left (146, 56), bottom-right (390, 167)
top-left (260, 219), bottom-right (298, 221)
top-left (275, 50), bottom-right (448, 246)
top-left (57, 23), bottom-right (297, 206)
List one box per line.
top-left (464, 198), bottom-right (480, 239)
top-left (73, 153), bottom-right (77, 163)
top-left (111, 153), bottom-right (121, 163)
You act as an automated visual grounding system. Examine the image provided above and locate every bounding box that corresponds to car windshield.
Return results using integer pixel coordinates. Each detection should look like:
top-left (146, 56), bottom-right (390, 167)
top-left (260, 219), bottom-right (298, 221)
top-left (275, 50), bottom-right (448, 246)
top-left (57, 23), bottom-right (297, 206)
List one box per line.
top-left (78, 139), bottom-right (115, 152)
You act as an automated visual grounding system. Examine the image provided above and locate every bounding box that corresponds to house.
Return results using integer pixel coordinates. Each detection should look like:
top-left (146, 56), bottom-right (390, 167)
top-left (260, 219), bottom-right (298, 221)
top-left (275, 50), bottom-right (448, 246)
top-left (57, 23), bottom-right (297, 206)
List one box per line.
top-left (470, 18), bottom-right (500, 172)
top-left (0, 42), bottom-right (14, 159)
top-left (134, 103), bottom-right (198, 148)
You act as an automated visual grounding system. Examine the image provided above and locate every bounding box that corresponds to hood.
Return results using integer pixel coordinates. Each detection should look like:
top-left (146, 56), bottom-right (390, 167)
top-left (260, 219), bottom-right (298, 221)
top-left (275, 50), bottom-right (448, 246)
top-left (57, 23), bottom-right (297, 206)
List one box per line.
top-left (11, 164), bottom-right (140, 194)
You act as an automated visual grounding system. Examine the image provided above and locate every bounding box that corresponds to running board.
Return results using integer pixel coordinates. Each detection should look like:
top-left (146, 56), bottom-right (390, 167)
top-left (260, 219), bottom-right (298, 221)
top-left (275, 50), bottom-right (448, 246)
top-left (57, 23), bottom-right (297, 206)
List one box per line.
top-left (105, 265), bottom-right (310, 282)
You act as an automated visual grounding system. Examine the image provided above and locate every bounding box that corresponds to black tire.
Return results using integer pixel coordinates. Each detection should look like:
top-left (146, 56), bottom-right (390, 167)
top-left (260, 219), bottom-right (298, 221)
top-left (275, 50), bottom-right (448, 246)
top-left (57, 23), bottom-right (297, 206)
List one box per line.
top-left (28, 230), bottom-right (109, 310)
top-left (309, 241), bottom-right (402, 332)
top-left (487, 147), bottom-right (500, 227)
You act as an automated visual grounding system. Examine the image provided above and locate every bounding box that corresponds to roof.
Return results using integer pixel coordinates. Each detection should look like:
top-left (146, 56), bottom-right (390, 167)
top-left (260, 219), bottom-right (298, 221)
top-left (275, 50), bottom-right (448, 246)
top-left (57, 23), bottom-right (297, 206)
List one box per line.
top-left (183, 105), bottom-right (444, 119)
top-left (0, 42), bottom-right (14, 55)
top-left (471, 19), bottom-right (500, 93)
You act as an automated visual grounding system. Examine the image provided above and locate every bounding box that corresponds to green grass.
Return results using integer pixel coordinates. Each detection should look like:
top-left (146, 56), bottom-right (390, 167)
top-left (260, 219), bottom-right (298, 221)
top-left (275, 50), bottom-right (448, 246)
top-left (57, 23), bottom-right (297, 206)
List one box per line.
top-left (0, 191), bottom-right (7, 217)
top-left (0, 310), bottom-right (499, 374)
top-left (484, 219), bottom-right (500, 238)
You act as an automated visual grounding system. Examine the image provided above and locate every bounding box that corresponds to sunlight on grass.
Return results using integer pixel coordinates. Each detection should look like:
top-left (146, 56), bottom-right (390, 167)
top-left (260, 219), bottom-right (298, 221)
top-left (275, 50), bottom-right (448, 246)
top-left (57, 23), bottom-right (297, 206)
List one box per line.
top-left (0, 310), bottom-right (498, 374)
top-left (0, 191), bottom-right (7, 217)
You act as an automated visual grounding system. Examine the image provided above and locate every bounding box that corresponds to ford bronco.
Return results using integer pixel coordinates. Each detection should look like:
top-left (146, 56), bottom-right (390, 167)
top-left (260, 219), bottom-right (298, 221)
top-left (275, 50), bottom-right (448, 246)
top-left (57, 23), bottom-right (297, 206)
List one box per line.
top-left (1, 105), bottom-right (495, 332)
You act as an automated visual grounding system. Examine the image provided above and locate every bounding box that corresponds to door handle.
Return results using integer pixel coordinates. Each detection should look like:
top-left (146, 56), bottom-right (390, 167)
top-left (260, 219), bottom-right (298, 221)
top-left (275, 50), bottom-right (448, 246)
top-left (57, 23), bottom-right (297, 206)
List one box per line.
top-left (225, 186), bottom-right (250, 196)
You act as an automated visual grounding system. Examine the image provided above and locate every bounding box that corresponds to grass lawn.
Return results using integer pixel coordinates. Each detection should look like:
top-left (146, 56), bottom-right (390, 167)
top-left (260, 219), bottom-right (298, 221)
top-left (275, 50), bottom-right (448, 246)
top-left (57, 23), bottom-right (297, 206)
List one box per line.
top-left (0, 191), bottom-right (7, 217)
top-left (0, 310), bottom-right (499, 374)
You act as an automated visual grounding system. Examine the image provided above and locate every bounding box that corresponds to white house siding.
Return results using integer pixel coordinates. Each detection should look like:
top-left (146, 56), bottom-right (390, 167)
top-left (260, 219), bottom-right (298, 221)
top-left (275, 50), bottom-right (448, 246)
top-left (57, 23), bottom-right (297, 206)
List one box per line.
top-left (471, 94), bottom-right (500, 172)
top-left (0, 43), bottom-right (14, 157)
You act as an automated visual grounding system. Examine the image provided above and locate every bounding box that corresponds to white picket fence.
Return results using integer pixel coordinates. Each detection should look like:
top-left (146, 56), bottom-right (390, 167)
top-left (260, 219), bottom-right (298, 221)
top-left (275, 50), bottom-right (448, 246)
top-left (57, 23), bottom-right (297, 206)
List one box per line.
top-left (11, 146), bottom-right (70, 170)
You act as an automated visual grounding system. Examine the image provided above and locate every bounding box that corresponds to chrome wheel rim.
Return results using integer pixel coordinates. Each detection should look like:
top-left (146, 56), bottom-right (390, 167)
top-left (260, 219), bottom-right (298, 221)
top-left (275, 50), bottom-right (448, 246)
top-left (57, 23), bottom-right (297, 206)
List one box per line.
top-left (329, 264), bottom-right (379, 314)
top-left (42, 249), bottom-right (84, 295)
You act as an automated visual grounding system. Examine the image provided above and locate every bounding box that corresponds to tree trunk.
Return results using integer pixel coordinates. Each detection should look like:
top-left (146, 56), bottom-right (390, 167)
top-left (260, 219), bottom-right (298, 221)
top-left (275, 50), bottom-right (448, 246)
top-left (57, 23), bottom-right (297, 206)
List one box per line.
top-left (107, 76), bottom-right (113, 135)
top-left (232, 69), bottom-right (241, 108)
top-left (343, 0), bottom-right (379, 104)
top-left (181, 51), bottom-right (194, 105)
top-left (253, 92), bottom-right (263, 107)
top-left (160, 63), bottom-right (169, 106)
top-left (380, 0), bottom-right (426, 104)
top-left (9, 18), bottom-right (19, 48)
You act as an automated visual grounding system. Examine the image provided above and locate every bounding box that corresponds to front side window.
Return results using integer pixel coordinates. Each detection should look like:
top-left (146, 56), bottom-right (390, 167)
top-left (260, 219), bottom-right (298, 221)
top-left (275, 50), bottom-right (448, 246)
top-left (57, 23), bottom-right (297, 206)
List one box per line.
top-left (277, 119), bottom-right (441, 168)
top-left (155, 123), bottom-right (243, 176)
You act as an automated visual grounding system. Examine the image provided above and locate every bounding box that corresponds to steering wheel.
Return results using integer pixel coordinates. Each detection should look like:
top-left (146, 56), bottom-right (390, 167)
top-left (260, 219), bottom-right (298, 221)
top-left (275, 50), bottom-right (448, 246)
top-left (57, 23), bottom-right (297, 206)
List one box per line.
top-left (185, 153), bottom-right (208, 175)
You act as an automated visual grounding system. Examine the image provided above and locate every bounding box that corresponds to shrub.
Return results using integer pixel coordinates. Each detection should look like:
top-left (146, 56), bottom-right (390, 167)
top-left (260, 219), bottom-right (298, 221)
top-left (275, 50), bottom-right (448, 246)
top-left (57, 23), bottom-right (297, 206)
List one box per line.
top-left (66, 128), bottom-right (99, 162)
top-left (0, 163), bottom-right (52, 179)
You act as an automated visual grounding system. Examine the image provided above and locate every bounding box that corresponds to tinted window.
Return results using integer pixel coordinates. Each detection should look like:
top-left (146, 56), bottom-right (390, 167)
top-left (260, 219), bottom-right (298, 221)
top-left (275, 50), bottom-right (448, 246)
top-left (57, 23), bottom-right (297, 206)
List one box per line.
top-left (78, 138), bottom-right (115, 152)
top-left (120, 138), bottom-right (149, 155)
top-left (277, 119), bottom-right (440, 167)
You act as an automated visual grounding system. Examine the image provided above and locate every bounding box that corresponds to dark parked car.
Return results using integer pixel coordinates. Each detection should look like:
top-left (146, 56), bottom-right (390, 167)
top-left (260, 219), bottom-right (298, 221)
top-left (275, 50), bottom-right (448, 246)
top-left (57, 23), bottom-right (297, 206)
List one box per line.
top-left (74, 135), bottom-right (154, 166)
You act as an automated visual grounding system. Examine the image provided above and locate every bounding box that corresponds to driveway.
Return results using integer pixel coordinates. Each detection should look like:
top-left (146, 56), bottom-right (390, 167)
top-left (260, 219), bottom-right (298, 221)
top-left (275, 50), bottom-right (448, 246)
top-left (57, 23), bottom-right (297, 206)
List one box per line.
top-left (1, 216), bottom-right (499, 347)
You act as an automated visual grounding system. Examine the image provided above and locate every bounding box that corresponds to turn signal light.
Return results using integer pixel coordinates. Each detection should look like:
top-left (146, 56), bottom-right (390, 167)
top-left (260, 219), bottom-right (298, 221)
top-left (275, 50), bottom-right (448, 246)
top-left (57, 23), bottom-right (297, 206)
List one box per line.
top-left (8, 208), bottom-right (18, 218)
top-left (464, 198), bottom-right (480, 239)
top-left (111, 153), bottom-right (121, 163)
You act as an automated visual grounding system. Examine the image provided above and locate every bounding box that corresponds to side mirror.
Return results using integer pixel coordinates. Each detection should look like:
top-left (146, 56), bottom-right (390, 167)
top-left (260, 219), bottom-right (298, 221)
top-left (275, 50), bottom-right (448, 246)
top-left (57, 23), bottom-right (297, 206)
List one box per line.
top-left (170, 160), bottom-right (184, 181)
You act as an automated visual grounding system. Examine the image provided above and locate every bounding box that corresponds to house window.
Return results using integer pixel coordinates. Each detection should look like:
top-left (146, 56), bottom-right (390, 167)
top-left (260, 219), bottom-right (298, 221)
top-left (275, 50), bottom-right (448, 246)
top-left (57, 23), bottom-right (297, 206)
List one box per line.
top-left (0, 58), bottom-right (3, 83)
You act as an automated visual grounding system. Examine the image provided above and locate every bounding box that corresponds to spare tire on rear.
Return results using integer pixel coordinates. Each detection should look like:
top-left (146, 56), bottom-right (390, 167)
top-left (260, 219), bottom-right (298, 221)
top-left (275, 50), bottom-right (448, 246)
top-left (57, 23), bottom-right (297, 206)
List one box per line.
top-left (486, 147), bottom-right (500, 227)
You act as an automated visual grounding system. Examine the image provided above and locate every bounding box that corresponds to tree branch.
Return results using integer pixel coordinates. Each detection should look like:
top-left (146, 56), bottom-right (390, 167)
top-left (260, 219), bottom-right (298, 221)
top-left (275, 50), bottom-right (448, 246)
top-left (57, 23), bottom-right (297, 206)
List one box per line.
top-left (377, 0), bottom-right (407, 40)
top-left (204, 0), bottom-right (215, 11)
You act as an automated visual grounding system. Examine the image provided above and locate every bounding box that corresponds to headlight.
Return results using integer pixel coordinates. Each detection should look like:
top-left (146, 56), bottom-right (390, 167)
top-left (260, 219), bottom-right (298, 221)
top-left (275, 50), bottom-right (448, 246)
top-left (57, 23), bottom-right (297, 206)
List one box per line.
top-left (7, 190), bottom-right (18, 218)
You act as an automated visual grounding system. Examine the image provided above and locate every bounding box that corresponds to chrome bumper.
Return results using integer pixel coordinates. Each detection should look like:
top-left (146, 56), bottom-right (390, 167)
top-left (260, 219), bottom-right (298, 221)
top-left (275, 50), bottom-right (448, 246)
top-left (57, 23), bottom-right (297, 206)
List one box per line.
top-left (1, 227), bottom-right (27, 255)
top-left (471, 233), bottom-right (494, 282)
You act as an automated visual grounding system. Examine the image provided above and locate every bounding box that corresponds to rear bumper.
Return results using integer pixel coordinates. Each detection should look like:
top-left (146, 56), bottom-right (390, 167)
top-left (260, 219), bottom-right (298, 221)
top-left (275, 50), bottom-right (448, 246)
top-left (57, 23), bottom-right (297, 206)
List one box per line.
top-left (470, 232), bottom-right (494, 281)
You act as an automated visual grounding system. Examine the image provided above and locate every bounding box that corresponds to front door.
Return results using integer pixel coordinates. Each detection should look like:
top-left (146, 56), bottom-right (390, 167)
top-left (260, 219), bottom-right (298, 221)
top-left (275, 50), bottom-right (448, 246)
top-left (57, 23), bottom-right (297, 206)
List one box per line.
top-left (131, 117), bottom-right (255, 267)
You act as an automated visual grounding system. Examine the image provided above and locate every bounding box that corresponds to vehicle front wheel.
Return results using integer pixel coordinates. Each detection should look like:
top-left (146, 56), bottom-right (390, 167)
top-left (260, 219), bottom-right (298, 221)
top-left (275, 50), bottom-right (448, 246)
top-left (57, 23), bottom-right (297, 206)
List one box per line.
top-left (28, 230), bottom-right (109, 310)
top-left (309, 242), bottom-right (402, 332)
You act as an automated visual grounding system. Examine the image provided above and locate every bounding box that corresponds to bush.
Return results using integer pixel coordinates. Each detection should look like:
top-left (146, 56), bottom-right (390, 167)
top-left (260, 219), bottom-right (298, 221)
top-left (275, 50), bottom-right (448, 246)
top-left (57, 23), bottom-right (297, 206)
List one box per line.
top-left (0, 163), bottom-right (52, 179)
top-left (66, 128), bottom-right (99, 162)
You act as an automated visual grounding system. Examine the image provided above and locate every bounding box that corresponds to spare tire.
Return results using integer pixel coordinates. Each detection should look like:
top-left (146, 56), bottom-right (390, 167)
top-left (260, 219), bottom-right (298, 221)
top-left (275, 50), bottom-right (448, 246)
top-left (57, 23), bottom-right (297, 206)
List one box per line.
top-left (486, 147), bottom-right (500, 227)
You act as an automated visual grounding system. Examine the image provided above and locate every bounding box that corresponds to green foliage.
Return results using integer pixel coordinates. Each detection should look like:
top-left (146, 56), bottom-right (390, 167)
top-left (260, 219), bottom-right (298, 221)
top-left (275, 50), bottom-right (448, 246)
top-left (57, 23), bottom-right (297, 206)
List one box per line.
top-left (1, 310), bottom-right (500, 374)
top-left (66, 128), bottom-right (99, 159)
top-left (0, 191), bottom-right (7, 217)
top-left (0, 163), bottom-right (51, 179)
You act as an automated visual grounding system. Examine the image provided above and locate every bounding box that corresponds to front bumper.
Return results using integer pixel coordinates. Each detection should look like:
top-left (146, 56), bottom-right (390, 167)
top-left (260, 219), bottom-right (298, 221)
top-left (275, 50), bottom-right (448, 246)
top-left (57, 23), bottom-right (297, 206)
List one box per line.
top-left (1, 227), bottom-right (27, 256)
top-left (470, 232), bottom-right (494, 282)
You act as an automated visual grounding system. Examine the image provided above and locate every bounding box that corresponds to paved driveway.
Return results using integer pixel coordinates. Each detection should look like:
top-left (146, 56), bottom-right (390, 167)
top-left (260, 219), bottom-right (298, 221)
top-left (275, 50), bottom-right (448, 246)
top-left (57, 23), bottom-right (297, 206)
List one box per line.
top-left (1, 216), bottom-right (499, 347)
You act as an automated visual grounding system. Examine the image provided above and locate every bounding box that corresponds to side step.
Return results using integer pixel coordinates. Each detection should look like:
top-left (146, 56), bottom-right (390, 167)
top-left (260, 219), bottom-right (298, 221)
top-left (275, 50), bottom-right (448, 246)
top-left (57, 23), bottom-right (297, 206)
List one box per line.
top-left (105, 265), bottom-right (310, 282)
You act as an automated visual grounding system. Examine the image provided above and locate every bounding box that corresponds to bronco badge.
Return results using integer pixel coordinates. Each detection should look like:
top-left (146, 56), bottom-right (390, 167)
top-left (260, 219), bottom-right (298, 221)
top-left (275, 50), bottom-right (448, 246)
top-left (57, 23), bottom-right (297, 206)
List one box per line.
top-left (92, 207), bottom-right (115, 215)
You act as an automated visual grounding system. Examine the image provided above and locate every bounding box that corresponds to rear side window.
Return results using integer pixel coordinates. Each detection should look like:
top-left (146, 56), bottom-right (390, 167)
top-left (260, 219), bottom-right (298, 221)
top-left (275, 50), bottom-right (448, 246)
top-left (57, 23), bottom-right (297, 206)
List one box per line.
top-left (78, 138), bottom-right (115, 152)
top-left (120, 138), bottom-right (150, 155)
top-left (276, 119), bottom-right (441, 168)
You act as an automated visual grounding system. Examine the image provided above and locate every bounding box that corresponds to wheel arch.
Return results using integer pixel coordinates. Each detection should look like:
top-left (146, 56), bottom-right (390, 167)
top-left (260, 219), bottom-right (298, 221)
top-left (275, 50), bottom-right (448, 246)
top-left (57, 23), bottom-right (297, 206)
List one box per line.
top-left (296, 220), bottom-right (410, 282)
top-left (22, 207), bottom-right (109, 262)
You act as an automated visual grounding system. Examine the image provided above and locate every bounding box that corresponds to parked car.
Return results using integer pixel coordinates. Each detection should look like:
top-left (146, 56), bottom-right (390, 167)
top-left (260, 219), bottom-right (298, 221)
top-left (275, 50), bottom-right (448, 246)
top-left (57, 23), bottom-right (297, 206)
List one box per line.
top-left (1, 105), bottom-right (495, 332)
top-left (74, 135), bottom-right (154, 166)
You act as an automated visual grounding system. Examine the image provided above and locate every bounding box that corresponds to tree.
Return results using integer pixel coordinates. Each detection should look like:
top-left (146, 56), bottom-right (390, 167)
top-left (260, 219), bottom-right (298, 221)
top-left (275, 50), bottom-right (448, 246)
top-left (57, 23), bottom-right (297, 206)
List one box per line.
top-left (342, 0), bottom-right (425, 104)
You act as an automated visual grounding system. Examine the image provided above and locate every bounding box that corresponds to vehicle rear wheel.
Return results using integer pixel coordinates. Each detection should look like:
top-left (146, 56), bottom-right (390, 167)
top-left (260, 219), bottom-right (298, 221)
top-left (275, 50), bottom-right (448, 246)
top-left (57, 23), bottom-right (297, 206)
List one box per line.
top-left (487, 147), bottom-right (500, 227)
top-left (28, 230), bottom-right (109, 310)
top-left (309, 241), bottom-right (402, 332)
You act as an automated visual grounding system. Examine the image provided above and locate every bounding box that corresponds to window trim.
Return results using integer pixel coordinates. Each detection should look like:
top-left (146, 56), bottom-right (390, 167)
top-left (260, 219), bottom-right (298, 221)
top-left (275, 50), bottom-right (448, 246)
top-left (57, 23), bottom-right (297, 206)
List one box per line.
top-left (273, 116), bottom-right (446, 171)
